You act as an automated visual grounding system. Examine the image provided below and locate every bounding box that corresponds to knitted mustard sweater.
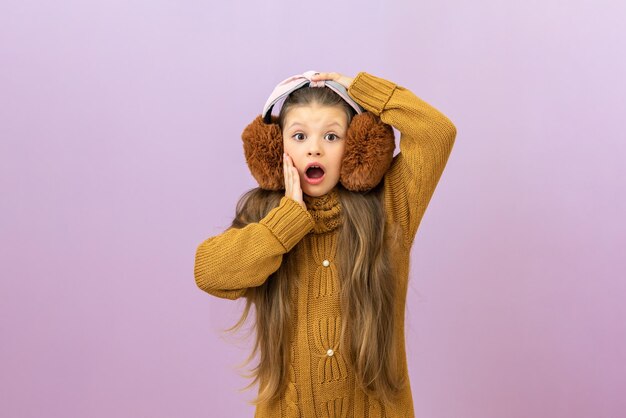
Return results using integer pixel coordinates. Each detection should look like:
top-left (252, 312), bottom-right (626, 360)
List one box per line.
top-left (194, 72), bottom-right (456, 418)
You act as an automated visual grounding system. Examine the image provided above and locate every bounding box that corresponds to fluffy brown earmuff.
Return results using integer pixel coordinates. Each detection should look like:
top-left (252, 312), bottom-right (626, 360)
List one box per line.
top-left (242, 115), bottom-right (284, 190)
top-left (340, 112), bottom-right (395, 192)
top-left (241, 113), bottom-right (395, 192)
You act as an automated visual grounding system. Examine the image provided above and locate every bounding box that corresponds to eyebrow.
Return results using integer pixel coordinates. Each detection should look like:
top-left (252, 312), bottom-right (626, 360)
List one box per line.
top-left (286, 121), bottom-right (344, 130)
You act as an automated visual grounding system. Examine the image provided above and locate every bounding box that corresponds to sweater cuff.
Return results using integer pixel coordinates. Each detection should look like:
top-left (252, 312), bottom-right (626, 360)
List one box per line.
top-left (260, 197), bottom-right (314, 251)
top-left (348, 72), bottom-right (397, 116)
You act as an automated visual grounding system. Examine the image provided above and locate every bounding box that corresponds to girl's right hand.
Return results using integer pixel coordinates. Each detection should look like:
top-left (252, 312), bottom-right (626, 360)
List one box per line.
top-left (283, 153), bottom-right (306, 210)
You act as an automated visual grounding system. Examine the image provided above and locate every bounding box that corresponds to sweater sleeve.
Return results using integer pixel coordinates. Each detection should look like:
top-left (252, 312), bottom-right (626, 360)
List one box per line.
top-left (194, 197), bottom-right (315, 300)
top-left (348, 72), bottom-right (457, 246)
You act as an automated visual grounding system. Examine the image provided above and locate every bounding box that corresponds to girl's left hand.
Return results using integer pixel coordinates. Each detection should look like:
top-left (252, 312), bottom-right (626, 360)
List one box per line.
top-left (310, 72), bottom-right (354, 89)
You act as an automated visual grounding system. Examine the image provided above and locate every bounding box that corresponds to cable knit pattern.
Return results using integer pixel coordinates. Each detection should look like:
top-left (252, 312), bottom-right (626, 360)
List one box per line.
top-left (321, 397), bottom-right (349, 418)
top-left (314, 316), bottom-right (347, 383)
top-left (314, 261), bottom-right (337, 298)
top-left (284, 361), bottom-right (300, 417)
top-left (304, 188), bottom-right (342, 234)
top-left (310, 233), bottom-right (338, 298)
top-left (369, 398), bottom-right (383, 418)
top-left (194, 72), bottom-right (457, 417)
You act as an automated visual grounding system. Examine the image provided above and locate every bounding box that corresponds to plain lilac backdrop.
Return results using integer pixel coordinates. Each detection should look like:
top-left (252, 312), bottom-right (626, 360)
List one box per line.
top-left (1, 0), bottom-right (625, 417)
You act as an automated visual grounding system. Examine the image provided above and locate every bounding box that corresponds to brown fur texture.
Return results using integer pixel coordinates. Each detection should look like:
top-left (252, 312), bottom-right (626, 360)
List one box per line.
top-left (241, 112), bottom-right (395, 192)
top-left (241, 115), bottom-right (284, 190)
top-left (340, 112), bottom-right (396, 192)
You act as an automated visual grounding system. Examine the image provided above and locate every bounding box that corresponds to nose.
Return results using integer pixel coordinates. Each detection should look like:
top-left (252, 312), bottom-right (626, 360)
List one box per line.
top-left (307, 138), bottom-right (323, 157)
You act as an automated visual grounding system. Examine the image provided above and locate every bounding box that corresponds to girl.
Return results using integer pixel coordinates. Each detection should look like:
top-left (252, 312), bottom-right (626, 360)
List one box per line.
top-left (194, 71), bottom-right (456, 418)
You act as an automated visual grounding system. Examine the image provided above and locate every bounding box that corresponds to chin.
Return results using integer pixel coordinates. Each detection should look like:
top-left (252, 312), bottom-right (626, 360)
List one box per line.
top-left (302, 183), bottom-right (337, 198)
top-left (304, 190), bottom-right (326, 198)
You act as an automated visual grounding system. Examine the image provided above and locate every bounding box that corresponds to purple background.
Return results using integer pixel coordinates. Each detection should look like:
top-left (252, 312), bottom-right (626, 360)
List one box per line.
top-left (2, 1), bottom-right (625, 417)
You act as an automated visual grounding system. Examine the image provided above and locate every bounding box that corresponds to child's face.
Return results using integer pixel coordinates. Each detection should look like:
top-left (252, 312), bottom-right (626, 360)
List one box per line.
top-left (282, 104), bottom-right (348, 197)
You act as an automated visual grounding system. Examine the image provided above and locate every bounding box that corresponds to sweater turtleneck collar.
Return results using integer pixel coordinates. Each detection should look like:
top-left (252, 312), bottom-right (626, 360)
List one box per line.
top-left (303, 187), bottom-right (342, 234)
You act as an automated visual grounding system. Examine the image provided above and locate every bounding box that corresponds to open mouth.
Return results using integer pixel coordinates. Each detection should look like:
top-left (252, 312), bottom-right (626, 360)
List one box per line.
top-left (304, 164), bottom-right (326, 185)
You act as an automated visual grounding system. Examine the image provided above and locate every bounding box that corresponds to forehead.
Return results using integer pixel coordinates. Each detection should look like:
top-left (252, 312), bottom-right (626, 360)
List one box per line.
top-left (283, 104), bottom-right (348, 129)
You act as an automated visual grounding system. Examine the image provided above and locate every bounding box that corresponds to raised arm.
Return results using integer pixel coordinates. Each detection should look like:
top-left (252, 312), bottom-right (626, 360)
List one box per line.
top-left (348, 72), bottom-right (457, 246)
top-left (194, 197), bottom-right (314, 300)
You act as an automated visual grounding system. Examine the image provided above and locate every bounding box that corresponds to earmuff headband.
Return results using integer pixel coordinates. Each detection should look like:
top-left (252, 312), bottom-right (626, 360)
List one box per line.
top-left (262, 70), bottom-right (365, 124)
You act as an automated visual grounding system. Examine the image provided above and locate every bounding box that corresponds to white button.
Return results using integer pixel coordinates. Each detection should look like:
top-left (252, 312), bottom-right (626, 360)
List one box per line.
top-left (326, 348), bottom-right (334, 357)
top-left (322, 259), bottom-right (330, 267)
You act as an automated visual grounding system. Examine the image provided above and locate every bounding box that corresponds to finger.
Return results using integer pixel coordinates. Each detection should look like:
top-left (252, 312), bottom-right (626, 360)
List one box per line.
top-left (292, 167), bottom-right (305, 208)
top-left (287, 155), bottom-right (297, 198)
top-left (287, 164), bottom-right (292, 189)
top-left (293, 167), bottom-right (302, 192)
top-left (312, 72), bottom-right (353, 89)
top-left (288, 158), bottom-right (297, 191)
top-left (288, 157), bottom-right (295, 191)
top-left (312, 72), bottom-right (339, 81)
top-left (289, 160), bottom-right (299, 192)
top-left (283, 154), bottom-right (291, 195)
top-left (291, 166), bottom-right (300, 193)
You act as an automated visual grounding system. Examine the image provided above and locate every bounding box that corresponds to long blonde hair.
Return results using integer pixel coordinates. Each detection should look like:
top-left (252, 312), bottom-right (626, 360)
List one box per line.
top-left (231, 87), bottom-right (404, 403)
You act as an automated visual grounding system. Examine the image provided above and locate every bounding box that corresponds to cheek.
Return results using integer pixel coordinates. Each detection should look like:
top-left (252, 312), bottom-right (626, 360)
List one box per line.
top-left (335, 144), bottom-right (347, 164)
top-left (339, 143), bottom-right (347, 159)
top-left (282, 137), bottom-right (294, 155)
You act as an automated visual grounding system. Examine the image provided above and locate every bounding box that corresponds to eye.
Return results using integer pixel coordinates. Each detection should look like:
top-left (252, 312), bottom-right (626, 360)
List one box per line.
top-left (325, 133), bottom-right (340, 141)
top-left (292, 132), bottom-right (306, 141)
